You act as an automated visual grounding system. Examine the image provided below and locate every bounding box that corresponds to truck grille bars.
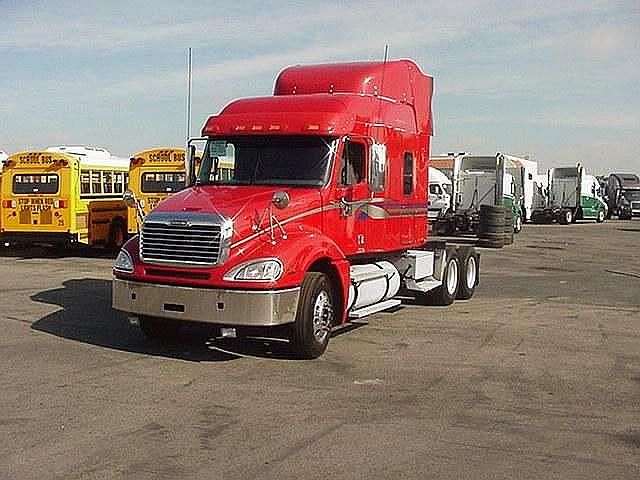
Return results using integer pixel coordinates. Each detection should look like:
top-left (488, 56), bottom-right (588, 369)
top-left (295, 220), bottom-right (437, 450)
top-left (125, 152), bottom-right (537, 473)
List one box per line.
top-left (140, 211), bottom-right (232, 267)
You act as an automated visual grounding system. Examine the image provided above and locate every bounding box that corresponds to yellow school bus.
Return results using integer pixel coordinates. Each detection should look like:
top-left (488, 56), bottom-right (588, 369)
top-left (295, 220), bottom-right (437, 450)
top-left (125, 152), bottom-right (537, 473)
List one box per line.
top-left (125, 148), bottom-right (188, 235)
top-left (0, 146), bottom-right (129, 249)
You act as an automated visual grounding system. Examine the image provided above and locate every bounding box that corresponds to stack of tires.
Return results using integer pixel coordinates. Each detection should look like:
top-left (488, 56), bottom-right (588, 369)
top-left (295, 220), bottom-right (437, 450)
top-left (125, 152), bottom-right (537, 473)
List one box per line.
top-left (504, 208), bottom-right (514, 246)
top-left (477, 205), bottom-right (505, 248)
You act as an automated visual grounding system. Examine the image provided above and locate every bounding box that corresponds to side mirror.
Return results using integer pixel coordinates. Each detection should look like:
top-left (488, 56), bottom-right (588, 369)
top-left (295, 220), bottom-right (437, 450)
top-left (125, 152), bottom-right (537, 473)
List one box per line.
top-left (185, 144), bottom-right (197, 187)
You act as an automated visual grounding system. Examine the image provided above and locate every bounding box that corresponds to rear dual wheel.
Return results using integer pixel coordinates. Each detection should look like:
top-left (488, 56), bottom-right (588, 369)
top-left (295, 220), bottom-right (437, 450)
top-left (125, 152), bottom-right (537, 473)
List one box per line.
top-left (420, 247), bottom-right (478, 305)
top-left (457, 247), bottom-right (479, 300)
top-left (559, 209), bottom-right (573, 225)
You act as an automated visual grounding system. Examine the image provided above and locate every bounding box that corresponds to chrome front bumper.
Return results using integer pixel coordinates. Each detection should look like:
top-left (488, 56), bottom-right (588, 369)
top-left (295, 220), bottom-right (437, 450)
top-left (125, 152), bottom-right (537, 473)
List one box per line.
top-left (112, 278), bottom-right (300, 327)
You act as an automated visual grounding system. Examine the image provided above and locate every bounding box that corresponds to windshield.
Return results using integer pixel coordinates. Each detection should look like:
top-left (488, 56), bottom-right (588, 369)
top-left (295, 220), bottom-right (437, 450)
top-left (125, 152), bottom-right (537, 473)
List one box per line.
top-left (141, 171), bottom-right (185, 193)
top-left (13, 174), bottom-right (59, 194)
top-left (622, 190), bottom-right (640, 201)
top-left (196, 135), bottom-right (337, 187)
top-left (442, 183), bottom-right (452, 195)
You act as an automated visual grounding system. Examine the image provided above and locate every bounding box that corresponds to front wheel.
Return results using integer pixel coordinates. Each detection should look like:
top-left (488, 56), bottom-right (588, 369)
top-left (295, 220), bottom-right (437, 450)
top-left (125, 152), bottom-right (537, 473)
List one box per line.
top-left (290, 272), bottom-right (335, 359)
top-left (596, 209), bottom-right (605, 223)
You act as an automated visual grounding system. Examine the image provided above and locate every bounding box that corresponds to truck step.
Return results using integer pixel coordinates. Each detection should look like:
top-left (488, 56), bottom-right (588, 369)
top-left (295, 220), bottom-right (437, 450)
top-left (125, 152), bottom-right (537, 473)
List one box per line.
top-left (348, 299), bottom-right (401, 319)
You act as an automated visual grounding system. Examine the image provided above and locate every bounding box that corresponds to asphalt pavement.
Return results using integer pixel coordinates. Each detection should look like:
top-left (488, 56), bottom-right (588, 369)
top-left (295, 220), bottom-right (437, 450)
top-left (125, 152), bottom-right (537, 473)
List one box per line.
top-left (1, 219), bottom-right (639, 479)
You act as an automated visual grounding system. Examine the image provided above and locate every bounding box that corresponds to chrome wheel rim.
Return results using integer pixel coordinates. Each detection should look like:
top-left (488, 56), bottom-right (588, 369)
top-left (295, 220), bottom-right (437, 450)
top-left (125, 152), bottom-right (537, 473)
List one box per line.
top-left (466, 256), bottom-right (477, 290)
top-left (312, 290), bottom-right (333, 343)
top-left (446, 259), bottom-right (458, 295)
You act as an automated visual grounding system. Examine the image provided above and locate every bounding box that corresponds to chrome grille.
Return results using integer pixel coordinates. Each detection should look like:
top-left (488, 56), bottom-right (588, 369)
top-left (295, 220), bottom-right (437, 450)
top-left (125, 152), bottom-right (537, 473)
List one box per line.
top-left (140, 212), bottom-right (231, 267)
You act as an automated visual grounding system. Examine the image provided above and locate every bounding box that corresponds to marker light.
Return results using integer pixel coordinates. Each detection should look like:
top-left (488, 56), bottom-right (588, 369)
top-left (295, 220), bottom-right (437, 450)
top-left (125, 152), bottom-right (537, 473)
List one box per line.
top-left (251, 125), bottom-right (263, 131)
top-left (269, 125), bottom-right (281, 131)
top-left (306, 124), bottom-right (320, 131)
top-left (234, 125), bottom-right (246, 131)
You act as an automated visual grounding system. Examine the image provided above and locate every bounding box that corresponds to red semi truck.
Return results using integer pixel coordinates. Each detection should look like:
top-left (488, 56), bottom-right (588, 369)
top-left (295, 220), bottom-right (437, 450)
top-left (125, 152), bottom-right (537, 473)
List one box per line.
top-left (112, 60), bottom-right (480, 358)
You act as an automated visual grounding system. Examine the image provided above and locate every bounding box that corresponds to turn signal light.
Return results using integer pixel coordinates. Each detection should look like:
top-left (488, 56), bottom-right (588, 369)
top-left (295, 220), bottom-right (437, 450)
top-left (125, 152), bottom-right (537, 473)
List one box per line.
top-left (54, 200), bottom-right (67, 208)
top-left (2, 200), bottom-right (17, 208)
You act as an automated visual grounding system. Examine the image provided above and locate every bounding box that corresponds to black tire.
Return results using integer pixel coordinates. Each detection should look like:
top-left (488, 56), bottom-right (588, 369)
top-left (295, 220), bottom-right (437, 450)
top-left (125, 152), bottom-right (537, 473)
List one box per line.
top-left (596, 209), bottom-right (605, 223)
top-left (457, 247), bottom-right (479, 300)
top-left (422, 249), bottom-right (460, 306)
top-left (558, 209), bottom-right (573, 225)
top-left (290, 272), bottom-right (335, 359)
top-left (107, 218), bottom-right (127, 252)
top-left (478, 205), bottom-right (505, 248)
top-left (139, 316), bottom-right (182, 341)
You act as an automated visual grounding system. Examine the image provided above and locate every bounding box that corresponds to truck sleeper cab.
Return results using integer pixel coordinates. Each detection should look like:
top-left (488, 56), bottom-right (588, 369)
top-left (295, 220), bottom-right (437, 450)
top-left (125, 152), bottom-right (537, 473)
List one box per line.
top-left (112, 60), bottom-right (480, 358)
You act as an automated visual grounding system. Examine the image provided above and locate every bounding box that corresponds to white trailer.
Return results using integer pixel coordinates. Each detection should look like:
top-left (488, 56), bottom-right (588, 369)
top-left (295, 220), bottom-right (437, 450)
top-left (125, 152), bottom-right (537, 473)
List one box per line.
top-left (502, 154), bottom-right (538, 222)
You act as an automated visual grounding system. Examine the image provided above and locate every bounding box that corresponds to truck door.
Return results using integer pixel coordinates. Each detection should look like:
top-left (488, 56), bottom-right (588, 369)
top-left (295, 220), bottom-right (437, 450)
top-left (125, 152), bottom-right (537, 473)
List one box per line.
top-left (335, 139), bottom-right (369, 255)
top-left (581, 178), bottom-right (598, 218)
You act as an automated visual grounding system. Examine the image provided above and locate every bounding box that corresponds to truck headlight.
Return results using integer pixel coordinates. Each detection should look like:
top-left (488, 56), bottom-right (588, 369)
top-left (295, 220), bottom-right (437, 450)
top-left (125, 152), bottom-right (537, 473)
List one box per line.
top-left (113, 249), bottom-right (134, 273)
top-left (223, 258), bottom-right (283, 282)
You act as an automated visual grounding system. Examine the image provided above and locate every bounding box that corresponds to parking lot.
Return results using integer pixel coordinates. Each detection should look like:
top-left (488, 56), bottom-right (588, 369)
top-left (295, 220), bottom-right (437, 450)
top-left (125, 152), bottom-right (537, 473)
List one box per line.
top-left (1, 220), bottom-right (639, 479)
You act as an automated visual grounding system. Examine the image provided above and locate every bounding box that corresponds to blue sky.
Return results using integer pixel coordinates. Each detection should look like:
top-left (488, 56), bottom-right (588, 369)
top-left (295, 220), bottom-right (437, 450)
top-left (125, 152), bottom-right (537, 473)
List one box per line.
top-left (1, 0), bottom-right (638, 174)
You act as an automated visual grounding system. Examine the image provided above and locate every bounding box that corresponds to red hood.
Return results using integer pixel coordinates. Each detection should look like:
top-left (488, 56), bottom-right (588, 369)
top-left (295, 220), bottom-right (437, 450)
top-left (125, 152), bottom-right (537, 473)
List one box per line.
top-left (152, 185), bottom-right (323, 244)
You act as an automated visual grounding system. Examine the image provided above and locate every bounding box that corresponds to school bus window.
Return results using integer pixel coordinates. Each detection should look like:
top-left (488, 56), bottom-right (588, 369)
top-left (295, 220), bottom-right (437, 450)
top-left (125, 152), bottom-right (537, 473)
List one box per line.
top-left (141, 171), bottom-right (185, 193)
top-left (81, 171), bottom-right (91, 194)
top-left (13, 173), bottom-right (59, 194)
top-left (91, 171), bottom-right (101, 194)
top-left (114, 172), bottom-right (124, 193)
top-left (103, 171), bottom-right (113, 193)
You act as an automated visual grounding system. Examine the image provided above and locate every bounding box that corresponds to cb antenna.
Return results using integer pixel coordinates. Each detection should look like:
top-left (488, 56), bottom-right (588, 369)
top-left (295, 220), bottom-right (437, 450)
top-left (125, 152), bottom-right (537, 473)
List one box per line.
top-left (186, 47), bottom-right (193, 142)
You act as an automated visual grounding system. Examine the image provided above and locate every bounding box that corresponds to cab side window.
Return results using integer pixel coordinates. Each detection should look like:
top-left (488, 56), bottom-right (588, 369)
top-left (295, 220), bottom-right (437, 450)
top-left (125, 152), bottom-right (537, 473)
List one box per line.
top-left (403, 152), bottom-right (414, 195)
top-left (429, 184), bottom-right (442, 195)
top-left (340, 141), bottom-right (365, 185)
